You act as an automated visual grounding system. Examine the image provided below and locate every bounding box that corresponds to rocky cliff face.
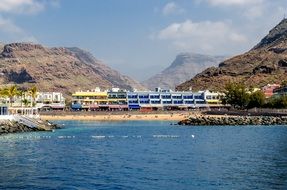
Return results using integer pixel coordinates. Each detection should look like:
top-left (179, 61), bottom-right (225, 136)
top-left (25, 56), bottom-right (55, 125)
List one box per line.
top-left (0, 43), bottom-right (145, 94)
top-left (67, 47), bottom-right (144, 91)
top-left (176, 19), bottom-right (287, 91)
top-left (143, 53), bottom-right (226, 90)
top-left (0, 42), bottom-right (4, 52)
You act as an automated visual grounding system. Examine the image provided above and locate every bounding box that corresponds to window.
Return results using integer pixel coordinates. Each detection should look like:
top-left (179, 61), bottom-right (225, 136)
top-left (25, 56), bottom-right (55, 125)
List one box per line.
top-left (151, 100), bottom-right (161, 104)
top-left (173, 100), bottom-right (183, 104)
top-left (172, 95), bottom-right (182, 99)
top-left (140, 100), bottom-right (149, 104)
top-left (150, 95), bottom-right (160, 99)
top-left (109, 95), bottom-right (117, 99)
top-left (161, 95), bottom-right (171, 99)
top-left (194, 95), bottom-right (204, 99)
top-left (183, 95), bottom-right (193, 99)
top-left (129, 100), bottom-right (138, 104)
top-left (162, 101), bottom-right (172, 104)
top-left (118, 95), bottom-right (126, 99)
top-left (195, 100), bottom-right (206, 104)
top-left (128, 95), bottom-right (138, 99)
top-left (206, 95), bottom-right (212, 99)
top-left (139, 95), bottom-right (149, 99)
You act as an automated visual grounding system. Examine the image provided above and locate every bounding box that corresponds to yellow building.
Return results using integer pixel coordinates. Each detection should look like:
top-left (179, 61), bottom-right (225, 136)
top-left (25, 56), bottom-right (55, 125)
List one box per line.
top-left (203, 90), bottom-right (223, 106)
top-left (71, 88), bottom-right (128, 110)
top-left (72, 90), bottom-right (108, 109)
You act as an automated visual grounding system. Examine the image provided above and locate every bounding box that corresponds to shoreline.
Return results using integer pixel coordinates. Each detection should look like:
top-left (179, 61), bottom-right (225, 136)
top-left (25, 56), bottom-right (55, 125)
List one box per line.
top-left (40, 112), bottom-right (194, 121)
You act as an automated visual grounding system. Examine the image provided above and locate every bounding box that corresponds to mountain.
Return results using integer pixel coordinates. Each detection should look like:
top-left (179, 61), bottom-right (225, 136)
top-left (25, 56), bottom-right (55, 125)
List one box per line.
top-left (0, 43), bottom-right (145, 95)
top-left (143, 53), bottom-right (226, 90)
top-left (177, 19), bottom-right (287, 91)
top-left (0, 42), bottom-right (4, 51)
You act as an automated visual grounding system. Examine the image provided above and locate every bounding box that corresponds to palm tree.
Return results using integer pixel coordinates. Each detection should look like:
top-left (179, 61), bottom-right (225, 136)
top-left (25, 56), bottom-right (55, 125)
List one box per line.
top-left (18, 87), bottom-right (27, 108)
top-left (3, 85), bottom-right (19, 107)
top-left (23, 99), bottom-right (30, 107)
top-left (18, 90), bottom-right (24, 108)
top-left (0, 88), bottom-right (4, 97)
top-left (0, 88), bottom-right (6, 105)
top-left (29, 86), bottom-right (38, 107)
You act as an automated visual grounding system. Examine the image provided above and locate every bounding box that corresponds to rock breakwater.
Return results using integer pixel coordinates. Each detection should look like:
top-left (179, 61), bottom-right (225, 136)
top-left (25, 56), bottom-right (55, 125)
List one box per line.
top-left (178, 116), bottom-right (287, 126)
top-left (0, 119), bottom-right (59, 135)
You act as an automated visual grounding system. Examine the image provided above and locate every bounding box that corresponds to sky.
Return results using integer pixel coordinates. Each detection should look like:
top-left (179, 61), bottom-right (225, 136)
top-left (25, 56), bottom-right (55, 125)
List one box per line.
top-left (0, 0), bottom-right (286, 81)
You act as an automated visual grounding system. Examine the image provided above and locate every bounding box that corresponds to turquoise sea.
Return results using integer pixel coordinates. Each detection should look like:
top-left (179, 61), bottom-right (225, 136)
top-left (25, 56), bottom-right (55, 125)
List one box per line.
top-left (0, 121), bottom-right (287, 189)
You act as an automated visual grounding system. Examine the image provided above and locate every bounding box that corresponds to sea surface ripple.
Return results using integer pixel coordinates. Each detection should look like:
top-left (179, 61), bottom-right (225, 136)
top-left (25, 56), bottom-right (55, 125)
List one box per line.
top-left (0, 121), bottom-right (287, 190)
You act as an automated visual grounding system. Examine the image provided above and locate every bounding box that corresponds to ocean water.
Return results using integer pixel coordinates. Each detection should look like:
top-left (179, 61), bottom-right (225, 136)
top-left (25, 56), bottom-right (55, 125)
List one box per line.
top-left (0, 121), bottom-right (287, 190)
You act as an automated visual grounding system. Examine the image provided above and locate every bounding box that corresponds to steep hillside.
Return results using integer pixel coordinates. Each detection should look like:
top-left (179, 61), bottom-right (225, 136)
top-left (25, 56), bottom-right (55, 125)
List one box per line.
top-left (143, 53), bottom-right (226, 90)
top-left (177, 19), bottom-right (287, 91)
top-left (0, 43), bottom-right (145, 94)
top-left (0, 42), bottom-right (4, 51)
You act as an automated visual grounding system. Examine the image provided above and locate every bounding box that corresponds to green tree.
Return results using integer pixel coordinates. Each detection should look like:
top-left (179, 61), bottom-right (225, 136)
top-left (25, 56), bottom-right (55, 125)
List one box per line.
top-left (0, 88), bottom-right (5, 97)
top-left (3, 85), bottom-right (19, 107)
top-left (281, 80), bottom-right (287, 87)
top-left (281, 96), bottom-right (287, 108)
top-left (18, 87), bottom-right (28, 108)
top-left (22, 99), bottom-right (30, 107)
top-left (0, 88), bottom-right (7, 105)
top-left (222, 82), bottom-right (250, 109)
top-left (248, 90), bottom-right (265, 109)
top-left (18, 90), bottom-right (25, 108)
top-left (29, 86), bottom-right (38, 107)
top-left (266, 95), bottom-right (287, 108)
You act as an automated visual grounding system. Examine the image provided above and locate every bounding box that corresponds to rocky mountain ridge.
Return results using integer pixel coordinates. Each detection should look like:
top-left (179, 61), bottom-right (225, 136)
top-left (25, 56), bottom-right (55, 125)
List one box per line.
top-left (0, 43), bottom-right (145, 94)
top-left (176, 19), bottom-right (287, 91)
top-left (143, 52), bottom-right (226, 90)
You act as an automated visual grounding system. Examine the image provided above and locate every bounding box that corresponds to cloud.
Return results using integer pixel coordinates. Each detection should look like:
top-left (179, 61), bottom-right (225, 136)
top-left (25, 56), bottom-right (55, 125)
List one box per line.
top-left (0, 0), bottom-right (59, 43)
top-left (0, 0), bottom-right (46, 14)
top-left (243, 4), bottom-right (264, 19)
top-left (201, 0), bottom-right (268, 20)
top-left (0, 16), bottom-right (37, 42)
top-left (156, 19), bottom-right (248, 54)
top-left (154, 0), bottom-right (286, 56)
top-left (162, 2), bottom-right (184, 16)
top-left (203, 0), bottom-right (264, 6)
top-left (0, 16), bottom-right (23, 33)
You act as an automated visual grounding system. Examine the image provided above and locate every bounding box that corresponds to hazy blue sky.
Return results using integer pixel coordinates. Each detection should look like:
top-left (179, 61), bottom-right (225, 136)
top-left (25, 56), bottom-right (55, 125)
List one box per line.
top-left (0, 0), bottom-right (286, 80)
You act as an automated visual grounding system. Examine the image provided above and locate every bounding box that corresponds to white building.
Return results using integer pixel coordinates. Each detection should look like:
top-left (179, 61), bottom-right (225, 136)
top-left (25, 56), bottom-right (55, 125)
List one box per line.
top-left (1, 92), bottom-right (65, 110)
top-left (35, 92), bottom-right (65, 110)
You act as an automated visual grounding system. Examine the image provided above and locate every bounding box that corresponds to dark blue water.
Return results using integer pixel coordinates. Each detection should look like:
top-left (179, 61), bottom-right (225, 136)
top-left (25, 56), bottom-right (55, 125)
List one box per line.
top-left (0, 121), bottom-right (287, 190)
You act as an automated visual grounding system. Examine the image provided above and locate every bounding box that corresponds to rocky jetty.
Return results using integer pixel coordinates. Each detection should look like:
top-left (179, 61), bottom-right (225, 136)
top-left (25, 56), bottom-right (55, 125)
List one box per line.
top-left (178, 116), bottom-right (287, 126)
top-left (0, 119), bottom-right (59, 135)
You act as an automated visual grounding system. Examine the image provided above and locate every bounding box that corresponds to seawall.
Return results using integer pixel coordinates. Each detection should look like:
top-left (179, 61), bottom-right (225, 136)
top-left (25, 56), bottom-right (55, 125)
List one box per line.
top-left (178, 116), bottom-right (287, 126)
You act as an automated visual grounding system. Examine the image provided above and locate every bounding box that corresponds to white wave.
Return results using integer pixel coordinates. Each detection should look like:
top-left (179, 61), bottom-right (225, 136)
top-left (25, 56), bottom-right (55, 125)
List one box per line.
top-left (152, 135), bottom-right (179, 138)
top-left (91, 135), bottom-right (106, 139)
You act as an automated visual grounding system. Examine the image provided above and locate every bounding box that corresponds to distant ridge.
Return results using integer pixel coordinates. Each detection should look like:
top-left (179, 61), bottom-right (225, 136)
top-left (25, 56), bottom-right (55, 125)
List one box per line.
top-left (0, 43), bottom-right (145, 94)
top-left (143, 52), bottom-right (226, 90)
top-left (176, 19), bottom-right (287, 91)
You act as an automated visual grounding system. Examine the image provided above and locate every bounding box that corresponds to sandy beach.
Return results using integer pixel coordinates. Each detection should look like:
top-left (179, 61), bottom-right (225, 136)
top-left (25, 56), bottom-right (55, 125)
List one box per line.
top-left (40, 112), bottom-right (198, 121)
